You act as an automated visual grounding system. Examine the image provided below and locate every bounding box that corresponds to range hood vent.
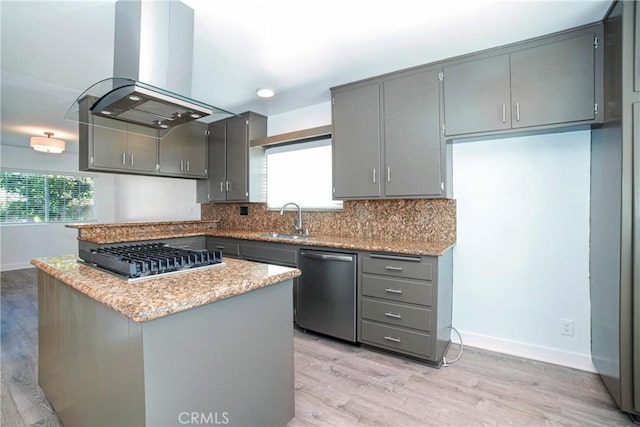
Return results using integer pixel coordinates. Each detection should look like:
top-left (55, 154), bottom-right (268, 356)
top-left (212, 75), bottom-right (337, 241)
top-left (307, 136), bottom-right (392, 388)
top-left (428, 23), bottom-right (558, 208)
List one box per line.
top-left (66, 1), bottom-right (237, 136)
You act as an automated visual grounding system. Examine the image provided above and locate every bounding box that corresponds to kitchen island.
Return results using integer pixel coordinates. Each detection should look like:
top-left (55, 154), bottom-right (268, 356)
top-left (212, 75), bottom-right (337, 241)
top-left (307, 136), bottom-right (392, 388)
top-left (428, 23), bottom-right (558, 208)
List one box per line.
top-left (32, 255), bottom-right (301, 427)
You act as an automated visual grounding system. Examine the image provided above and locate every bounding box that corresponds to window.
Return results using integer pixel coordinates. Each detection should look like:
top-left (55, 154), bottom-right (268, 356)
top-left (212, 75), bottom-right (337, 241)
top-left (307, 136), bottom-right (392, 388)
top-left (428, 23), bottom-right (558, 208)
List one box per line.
top-left (266, 139), bottom-right (342, 210)
top-left (0, 171), bottom-right (95, 224)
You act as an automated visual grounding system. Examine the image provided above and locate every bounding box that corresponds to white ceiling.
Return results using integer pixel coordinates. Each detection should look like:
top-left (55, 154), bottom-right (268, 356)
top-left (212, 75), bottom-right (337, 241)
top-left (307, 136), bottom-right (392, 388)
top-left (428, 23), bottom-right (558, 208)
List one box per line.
top-left (1, 0), bottom-right (612, 153)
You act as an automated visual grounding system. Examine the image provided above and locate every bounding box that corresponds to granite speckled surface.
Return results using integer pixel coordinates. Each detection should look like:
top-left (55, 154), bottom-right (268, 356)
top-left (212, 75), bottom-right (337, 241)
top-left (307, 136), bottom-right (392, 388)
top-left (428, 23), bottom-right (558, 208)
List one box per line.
top-left (201, 199), bottom-right (456, 242)
top-left (66, 220), bottom-right (220, 244)
top-left (209, 230), bottom-right (454, 256)
top-left (31, 255), bottom-right (300, 323)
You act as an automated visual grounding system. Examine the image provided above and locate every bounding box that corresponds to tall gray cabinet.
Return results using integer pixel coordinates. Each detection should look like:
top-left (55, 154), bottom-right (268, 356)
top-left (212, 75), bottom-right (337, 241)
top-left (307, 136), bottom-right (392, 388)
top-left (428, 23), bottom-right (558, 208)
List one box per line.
top-left (590, 0), bottom-right (639, 420)
top-left (332, 67), bottom-right (445, 199)
top-left (196, 112), bottom-right (267, 203)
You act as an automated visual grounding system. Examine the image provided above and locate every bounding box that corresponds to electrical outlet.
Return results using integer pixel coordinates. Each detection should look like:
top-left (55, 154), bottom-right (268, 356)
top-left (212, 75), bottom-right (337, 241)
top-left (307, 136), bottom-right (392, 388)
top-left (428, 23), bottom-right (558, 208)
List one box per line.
top-left (560, 319), bottom-right (574, 336)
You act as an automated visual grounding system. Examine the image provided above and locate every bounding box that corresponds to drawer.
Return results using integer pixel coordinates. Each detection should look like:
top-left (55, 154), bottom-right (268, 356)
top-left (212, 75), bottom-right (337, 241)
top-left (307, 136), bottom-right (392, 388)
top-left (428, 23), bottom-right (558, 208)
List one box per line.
top-left (363, 254), bottom-right (433, 281)
top-left (241, 242), bottom-right (297, 266)
top-left (361, 321), bottom-right (431, 358)
top-left (206, 238), bottom-right (240, 257)
top-left (362, 298), bottom-right (432, 332)
top-left (362, 275), bottom-right (433, 306)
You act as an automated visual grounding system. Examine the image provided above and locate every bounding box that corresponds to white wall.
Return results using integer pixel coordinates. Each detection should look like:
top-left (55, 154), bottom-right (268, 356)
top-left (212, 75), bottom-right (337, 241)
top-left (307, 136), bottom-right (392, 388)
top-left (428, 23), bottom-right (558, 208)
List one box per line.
top-left (451, 130), bottom-right (593, 371)
top-left (267, 102), bottom-right (331, 136)
top-left (0, 144), bottom-right (200, 270)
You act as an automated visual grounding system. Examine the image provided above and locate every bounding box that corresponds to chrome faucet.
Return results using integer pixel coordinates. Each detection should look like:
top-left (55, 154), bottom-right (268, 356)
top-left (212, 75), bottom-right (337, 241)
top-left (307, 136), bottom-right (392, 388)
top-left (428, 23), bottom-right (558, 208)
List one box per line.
top-left (280, 202), bottom-right (305, 235)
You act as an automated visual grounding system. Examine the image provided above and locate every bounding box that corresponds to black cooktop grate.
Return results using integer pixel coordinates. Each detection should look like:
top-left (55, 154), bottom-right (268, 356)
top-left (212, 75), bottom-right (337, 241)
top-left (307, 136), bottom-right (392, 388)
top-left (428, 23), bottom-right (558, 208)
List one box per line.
top-left (79, 243), bottom-right (224, 280)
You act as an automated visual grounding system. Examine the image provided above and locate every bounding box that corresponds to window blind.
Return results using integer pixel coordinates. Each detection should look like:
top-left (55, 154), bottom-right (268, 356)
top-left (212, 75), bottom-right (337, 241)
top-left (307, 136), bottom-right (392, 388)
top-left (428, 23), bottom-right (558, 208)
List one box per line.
top-left (0, 171), bottom-right (95, 224)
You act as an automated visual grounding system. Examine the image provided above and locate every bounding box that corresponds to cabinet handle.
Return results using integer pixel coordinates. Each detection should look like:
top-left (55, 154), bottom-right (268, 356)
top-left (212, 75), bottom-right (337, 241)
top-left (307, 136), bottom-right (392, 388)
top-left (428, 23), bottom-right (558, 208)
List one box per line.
top-left (384, 266), bottom-right (403, 271)
top-left (215, 246), bottom-right (225, 250)
top-left (130, 153), bottom-right (134, 166)
top-left (186, 160), bottom-right (190, 172)
top-left (384, 336), bottom-right (401, 343)
top-left (372, 168), bottom-right (377, 184)
top-left (387, 167), bottom-right (391, 183)
top-left (516, 102), bottom-right (520, 121)
top-left (226, 181), bottom-right (230, 192)
top-left (220, 182), bottom-right (224, 193)
top-left (502, 104), bottom-right (507, 123)
top-left (180, 160), bottom-right (184, 171)
top-left (384, 312), bottom-right (402, 319)
top-left (122, 153), bottom-right (126, 166)
top-left (384, 288), bottom-right (403, 294)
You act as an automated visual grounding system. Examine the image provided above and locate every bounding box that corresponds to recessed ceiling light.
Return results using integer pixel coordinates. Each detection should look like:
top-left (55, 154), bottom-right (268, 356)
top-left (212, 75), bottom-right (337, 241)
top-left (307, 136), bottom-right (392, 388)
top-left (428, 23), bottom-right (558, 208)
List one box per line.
top-left (256, 88), bottom-right (274, 98)
top-left (159, 124), bottom-right (169, 129)
top-left (190, 113), bottom-right (201, 119)
top-left (101, 110), bottom-right (112, 115)
top-left (128, 95), bottom-right (141, 101)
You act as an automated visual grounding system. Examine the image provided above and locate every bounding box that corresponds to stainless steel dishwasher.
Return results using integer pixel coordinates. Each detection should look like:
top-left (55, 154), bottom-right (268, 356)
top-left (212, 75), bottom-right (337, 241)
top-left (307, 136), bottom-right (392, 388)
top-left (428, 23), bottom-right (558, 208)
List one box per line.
top-left (297, 249), bottom-right (357, 343)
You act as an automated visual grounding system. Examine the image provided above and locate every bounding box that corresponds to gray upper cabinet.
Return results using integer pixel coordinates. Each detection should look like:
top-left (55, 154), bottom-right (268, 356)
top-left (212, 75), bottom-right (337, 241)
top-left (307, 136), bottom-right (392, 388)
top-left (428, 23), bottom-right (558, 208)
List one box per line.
top-left (443, 55), bottom-right (512, 136)
top-left (635, 1), bottom-right (639, 93)
top-left (383, 69), bottom-right (443, 197)
top-left (510, 33), bottom-right (596, 128)
top-left (332, 69), bottom-right (445, 200)
top-left (80, 112), bottom-right (158, 175)
top-left (158, 121), bottom-right (208, 178)
top-left (332, 82), bottom-right (382, 199)
top-left (443, 26), bottom-right (601, 137)
top-left (196, 112), bottom-right (267, 203)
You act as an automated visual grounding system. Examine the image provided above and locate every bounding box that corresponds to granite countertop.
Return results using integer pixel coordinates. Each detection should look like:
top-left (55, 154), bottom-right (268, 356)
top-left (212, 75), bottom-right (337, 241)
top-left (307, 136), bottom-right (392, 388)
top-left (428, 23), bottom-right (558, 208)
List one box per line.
top-left (31, 255), bottom-right (301, 323)
top-left (209, 230), bottom-right (455, 256)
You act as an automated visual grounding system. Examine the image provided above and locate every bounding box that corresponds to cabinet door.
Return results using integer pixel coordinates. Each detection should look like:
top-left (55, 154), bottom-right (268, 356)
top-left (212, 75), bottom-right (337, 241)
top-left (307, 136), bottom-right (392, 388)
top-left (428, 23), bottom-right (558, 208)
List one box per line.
top-left (635, 1), bottom-right (639, 93)
top-left (443, 54), bottom-right (511, 136)
top-left (158, 125), bottom-right (184, 174)
top-left (208, 122), bottom-right (227, 202)
top-left (92, 116), bottom-right (128, 170)
top-left (225, 116), bottom-right (248, 201)
top-left (126, 124), bottom-right (158, 173)
top-left (510, 33), bottom-right (595, 128)
top-left (384, 69), bottom-right (442, 197)
top-left (182, 121), bottom-right (208, 177)
top-left (332, 83), bottom-right (381, 198)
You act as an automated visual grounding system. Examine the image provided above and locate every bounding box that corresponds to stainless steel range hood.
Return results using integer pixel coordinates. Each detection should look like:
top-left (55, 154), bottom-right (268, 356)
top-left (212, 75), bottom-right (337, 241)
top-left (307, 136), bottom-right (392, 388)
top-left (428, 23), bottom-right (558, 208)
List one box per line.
top-left (66, 0), bottom-right (236, 134)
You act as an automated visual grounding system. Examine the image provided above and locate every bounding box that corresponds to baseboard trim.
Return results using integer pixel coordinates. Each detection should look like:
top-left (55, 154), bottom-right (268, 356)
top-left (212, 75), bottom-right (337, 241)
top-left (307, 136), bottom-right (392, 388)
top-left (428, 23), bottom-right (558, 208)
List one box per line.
top-left (1, 262), bottom-right (35, 272)
top-left (458, 330), bottom-right (596, 373)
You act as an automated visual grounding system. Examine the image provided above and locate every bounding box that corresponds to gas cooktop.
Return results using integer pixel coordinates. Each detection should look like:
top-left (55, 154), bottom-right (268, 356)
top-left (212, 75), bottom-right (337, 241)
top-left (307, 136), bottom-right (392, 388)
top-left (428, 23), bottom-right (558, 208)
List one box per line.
top-left (79, 243), bottom-right (225, 282)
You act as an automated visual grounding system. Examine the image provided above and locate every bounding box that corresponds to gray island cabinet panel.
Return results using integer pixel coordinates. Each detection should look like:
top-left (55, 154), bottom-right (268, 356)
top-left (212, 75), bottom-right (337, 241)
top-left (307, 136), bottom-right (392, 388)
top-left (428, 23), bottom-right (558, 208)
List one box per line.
top-left (443, 54), bottom-right (512, 136)
top-left (37, 269), bottom-right (294, 427)
top-left (158, 121), bottom-right (208, 178)
top-left (332, 82), bottom-right (382, 198)
top-left (510, 32), bottom-right (596, 128)
top-left (383, 69), bottom-right (443, 197)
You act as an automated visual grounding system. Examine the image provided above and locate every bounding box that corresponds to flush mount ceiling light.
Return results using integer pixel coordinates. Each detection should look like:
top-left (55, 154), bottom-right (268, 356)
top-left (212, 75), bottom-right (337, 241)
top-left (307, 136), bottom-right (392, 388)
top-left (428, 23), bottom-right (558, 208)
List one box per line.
top-left (30, 132), bottom-right (65, 154)
top-left (256, 88), bottom-right (275, 98)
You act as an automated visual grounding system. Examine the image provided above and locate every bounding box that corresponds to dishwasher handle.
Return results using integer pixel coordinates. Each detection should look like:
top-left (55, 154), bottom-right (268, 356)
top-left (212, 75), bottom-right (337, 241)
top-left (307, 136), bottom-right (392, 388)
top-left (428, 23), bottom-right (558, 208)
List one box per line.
top-left (300, 251), bottom-right (354, 262)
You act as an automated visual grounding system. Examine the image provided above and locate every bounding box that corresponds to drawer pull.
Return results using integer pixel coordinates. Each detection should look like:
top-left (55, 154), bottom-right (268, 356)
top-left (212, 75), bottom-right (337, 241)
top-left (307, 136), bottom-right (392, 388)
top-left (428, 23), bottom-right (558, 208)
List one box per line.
top-left (384, 288), bottom-right (403, 294)
top-left (384, 336), bottom-right (401, 343)
top-left (384, 312), bottom-right (402, 319)
top-left (384, 266), bottom-right (403, 271)
top-left (215, 246), bottom-right (225, 249)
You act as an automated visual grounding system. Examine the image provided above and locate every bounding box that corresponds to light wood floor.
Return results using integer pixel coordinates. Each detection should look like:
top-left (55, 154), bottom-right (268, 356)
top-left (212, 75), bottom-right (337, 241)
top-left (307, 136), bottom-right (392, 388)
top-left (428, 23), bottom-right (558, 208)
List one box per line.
top-left (1, 268), bottom-right (633, 426)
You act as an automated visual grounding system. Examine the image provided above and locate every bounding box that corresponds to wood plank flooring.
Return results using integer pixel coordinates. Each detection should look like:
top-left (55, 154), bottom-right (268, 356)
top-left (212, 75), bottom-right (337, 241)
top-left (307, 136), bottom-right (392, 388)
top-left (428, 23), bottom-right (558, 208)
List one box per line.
top-left (1, 268), bottom-right (633, 426)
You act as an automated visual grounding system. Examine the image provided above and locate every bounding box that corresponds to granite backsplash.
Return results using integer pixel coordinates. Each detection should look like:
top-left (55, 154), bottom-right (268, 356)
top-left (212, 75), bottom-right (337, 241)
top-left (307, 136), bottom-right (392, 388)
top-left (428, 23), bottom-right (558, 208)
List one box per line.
top-left (201, 199), bottom-right (456, 242)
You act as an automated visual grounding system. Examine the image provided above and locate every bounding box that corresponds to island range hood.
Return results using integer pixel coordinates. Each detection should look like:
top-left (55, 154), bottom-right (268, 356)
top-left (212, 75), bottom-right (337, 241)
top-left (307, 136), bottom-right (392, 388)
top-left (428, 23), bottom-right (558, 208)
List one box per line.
top-left (66, 0), bottom-right (235, 133)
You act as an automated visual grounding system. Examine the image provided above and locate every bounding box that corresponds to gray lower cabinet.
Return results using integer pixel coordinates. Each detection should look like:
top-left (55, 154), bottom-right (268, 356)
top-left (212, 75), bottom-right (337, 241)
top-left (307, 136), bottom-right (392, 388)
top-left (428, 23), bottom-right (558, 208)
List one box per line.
top-left (443, 25), bottom-right (601, 137)
top-left (197, 112), bottom-right (267, 203)
top-left (240, 241), bottom-right (298, 267)
top-left (205, 237), bottom-right (240, 258)
top-left (358, 250), bottom-right (453, 365)
top-left (158, 121), bottom-right (208, 178)
top-left (332, 67), bottom-right (445, 199)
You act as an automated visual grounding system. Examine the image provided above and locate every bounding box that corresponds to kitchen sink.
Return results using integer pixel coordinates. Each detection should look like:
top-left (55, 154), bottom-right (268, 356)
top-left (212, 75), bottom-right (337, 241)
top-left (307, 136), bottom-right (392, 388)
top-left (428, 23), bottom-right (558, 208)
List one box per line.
top-left (259, 232), bottom-right (310, 240)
